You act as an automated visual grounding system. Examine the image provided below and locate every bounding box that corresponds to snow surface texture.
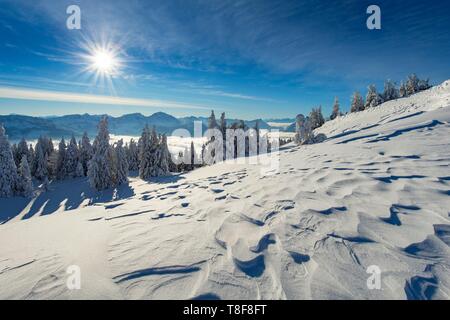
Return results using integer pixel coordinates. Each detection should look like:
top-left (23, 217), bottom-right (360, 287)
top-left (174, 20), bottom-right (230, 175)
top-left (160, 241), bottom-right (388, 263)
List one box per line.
top-left (0, 81), bottom-right (449, 300)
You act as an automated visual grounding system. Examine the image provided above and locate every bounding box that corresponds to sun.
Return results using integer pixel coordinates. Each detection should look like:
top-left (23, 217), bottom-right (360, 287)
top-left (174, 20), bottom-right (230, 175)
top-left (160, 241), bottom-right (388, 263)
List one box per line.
top-left (90, 49), bottom-right (118, 75)
top-left (74, 36), bottom-right (127, 94)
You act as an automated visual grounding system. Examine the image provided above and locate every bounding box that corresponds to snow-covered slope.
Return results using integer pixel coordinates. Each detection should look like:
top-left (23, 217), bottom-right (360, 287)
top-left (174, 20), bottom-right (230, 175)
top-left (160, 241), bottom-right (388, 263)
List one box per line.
top-left (1, 81), bottom-right (449, 300)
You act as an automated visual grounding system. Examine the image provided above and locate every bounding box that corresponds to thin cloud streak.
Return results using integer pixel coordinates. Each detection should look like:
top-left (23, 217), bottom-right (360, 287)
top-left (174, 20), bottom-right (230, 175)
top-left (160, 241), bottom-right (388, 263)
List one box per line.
top-left (0, 86), bottom-right (211, 110)
top-left (123, 74), bottom-right (279, 102)
top-left (195, 89), bottom-right (279, 102)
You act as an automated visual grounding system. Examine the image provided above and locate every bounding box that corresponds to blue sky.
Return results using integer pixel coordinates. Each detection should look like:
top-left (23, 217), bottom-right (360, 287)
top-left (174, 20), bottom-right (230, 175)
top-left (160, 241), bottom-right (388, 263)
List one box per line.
top-left (0, 0), bottom-right (449, 120)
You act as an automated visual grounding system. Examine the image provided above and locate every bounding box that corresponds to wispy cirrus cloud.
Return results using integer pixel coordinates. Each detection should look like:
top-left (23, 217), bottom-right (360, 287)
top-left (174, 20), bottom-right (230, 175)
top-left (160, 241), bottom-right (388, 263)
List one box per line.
top-left (0, 74), bottom-right (95, 89)
top-left (202, 90), bottom-right (266, 101)
top-left (189, 88), bottom-right (279, 102)
top-left (5, 0), bottom-right (449, 79)
top-left (171, 81), bottom-right (280, 102)
top-left (122, 74), bottom-right (280, 102)
top-left (0, 86), bottom-right (211, 110)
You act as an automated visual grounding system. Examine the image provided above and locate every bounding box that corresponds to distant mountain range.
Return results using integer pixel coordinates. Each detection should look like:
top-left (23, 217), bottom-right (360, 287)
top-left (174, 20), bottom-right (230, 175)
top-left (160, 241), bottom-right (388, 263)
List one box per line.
top-left (0, 112), bottom-right (295, 141)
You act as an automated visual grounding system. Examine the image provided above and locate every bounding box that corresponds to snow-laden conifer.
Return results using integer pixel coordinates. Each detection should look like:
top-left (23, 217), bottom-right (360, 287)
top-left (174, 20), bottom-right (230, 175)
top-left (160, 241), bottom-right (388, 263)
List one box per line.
top-left (309, 107), bottom-right (325, 129)
top-left (365, 84), bottom-right (383, 109)
top-left (0, 124), bottom-right (18, 197)
top-left (139, 125), bottom-right (153, 180)
top-left (383, 80), bottom-right (399, 102)
top-left (88, 117), bottom-right (115, 190)
top-left (33, 143), bottom-right (48, 181)
top-left (406, 74), bottom-right (419, 96)
top-left (208, 110), bottom-right (218, 130)
top-left (350, 91), bottom-right (365, 113)
top-left (79, 132), bottom-right (93, 176)
top-left (55, 138), bottom-right (68, 180)
top-left (157, 134), bottom-right (171, 175)
top-left (18, 155), bottom-right (33, 197)
top-left (16, 138), bottom-right (31, 167)
top-left (115, 139), bottom-right (129, 185)
top-left (330, 97), bottom-right (340, 120)
top-left (75, 161), bottom-right (84, 178)
top-left (127, 138), bottom-right (139, 171)
top-left (65, 136), bottom-right (79, 178)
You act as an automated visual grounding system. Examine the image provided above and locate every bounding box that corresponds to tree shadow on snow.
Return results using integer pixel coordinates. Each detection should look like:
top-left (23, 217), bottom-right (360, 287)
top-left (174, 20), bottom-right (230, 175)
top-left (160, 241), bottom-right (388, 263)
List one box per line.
top-left (0, 197), bottom-right (31, 224)
top-left (145, 173), bottom-right (185, 185)
top-left (0, 177), bottom-right (135, 224)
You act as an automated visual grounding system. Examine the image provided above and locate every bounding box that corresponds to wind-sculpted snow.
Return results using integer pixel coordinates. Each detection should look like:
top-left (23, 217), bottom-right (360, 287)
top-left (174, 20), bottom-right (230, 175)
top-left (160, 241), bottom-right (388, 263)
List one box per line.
top-left (0, 81), bottom-right (450, 299)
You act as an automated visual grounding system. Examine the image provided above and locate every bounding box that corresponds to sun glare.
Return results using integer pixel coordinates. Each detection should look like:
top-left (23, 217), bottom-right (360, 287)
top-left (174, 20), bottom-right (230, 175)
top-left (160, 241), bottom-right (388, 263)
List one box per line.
top-left (76, 37), bottom-right (125, 95)
top-left (90, 49), bottom-right (117, 74)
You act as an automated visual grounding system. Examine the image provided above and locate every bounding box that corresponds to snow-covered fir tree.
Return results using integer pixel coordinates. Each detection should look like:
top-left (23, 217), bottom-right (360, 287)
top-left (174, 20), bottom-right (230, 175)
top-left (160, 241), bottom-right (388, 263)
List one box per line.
top-left (148, 127), bottom-right (161, 177)
top-left (16, 138), bottom-right (31, 167)
top-left (88, 116), bottom-right (115, 191)
top-left (254, 120), bottom-right (260, 155)
top-left (17, 155), bottom-right (33, 197)
top-left (127, 138), bottom-right (139, 171)
top-left (208, 110), bottom-right (218, 130)
top-left (156, 134), bottom-right (171, 175)
top-left (11, 143), bottom-right (18, 166)
top-left (330, 97), bottom-right (340, 120)
top-left (75, 161), bottom-right (84, 178)
top-left (46, 138), bottom-right (55, 155)
top-left (139, 125), bottom-right (154, 180)
top-left (40, 137), bottom-right (54, 157)
top-left (47, 149), bottom-right (58, 179)
top-left (33, 143), bottom-right (48, 181)
top-left (350, 91), bottom-right (365, 113)
top-left (154, 136), bottom-right (163, 174)
top-left (383, 79), bottom-right (399, 101)
top-left (365, 84), bottom-right (383, 109)
top-left (309, 107), bottom-right (325, 129)
top-left (418, 78), bottom-right (431, 91)
top-left (29, 144), bottom-right (34, 166)
top-left (31, 139), bottom-right (41, 176)
top-left (114, 139), bottom-right (129, 185)
top-left (55, 138), bottom-right (67, 180)
top-left (65, 136), bottom-right (79, 178)
top-left (0, 125), bottom-right (18, 197)
top-left (294, 114), bottom-right (305, 145)
top-left (79, 132), bottom-right (93, 176)
top-left (406, 74), bottom-right (419, 96)
top-left (295, 114), bottom-right (305, 144)
top-left (295, 114), bottom-right (322, 145)
top-left (182, 146), bottom-right (191, 171)
top-left (399, 81), bottom-right (407, 98)
top-left (31, 136), bottom-right (53, 178)
top-left (40, 137), bottom-right (54, 159)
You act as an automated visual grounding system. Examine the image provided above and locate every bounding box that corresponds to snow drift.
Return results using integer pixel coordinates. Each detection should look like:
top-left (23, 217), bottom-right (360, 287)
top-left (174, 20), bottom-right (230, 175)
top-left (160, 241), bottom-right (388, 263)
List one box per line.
top-left (0, 81), bottom-right (449, 300)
